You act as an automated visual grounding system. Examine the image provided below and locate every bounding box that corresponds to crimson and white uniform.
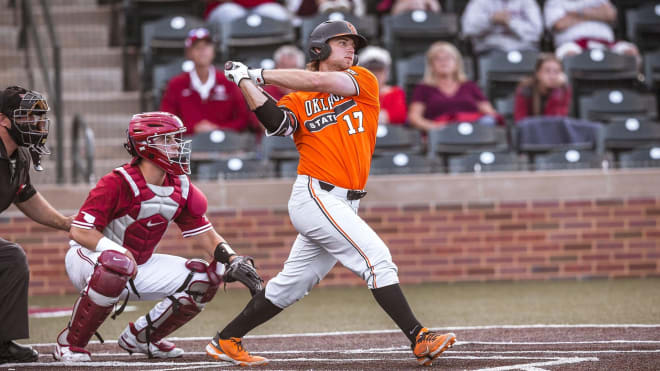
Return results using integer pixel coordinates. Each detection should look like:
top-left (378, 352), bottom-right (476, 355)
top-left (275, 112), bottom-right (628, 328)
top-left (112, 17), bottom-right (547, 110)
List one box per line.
top-left (64, 163), bottom-right (219, 338)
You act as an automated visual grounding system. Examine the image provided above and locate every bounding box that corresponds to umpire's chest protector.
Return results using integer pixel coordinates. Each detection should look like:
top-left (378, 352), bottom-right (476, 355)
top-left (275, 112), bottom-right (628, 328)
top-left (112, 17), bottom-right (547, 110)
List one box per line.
top-left (104, 164), bottom-right (189, 264)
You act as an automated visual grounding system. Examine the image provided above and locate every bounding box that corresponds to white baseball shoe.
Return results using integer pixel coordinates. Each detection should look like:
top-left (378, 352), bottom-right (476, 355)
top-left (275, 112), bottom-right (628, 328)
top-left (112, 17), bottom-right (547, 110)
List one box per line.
top-left (118, 322), bottom-right (184, 358)
top-left (53, 343), bottom-right (91, 362)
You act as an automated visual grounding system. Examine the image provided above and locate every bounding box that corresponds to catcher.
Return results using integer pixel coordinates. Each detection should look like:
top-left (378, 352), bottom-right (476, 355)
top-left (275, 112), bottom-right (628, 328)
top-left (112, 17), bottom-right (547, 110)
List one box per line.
top-left (53, 112), bottom-right (263, 362)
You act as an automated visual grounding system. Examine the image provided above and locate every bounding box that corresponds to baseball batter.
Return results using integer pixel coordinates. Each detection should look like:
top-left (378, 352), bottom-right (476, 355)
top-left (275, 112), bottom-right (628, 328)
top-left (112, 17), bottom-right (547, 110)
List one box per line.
top-left (205, 20), bottom-right (456, 366)
top-left (53, 112), bottom-right (263, 362)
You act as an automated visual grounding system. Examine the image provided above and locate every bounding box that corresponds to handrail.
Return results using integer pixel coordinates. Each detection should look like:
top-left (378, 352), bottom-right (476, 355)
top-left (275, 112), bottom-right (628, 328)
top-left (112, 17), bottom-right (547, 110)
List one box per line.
top-left (71, 114), bottom-right (95, 184)
top-left (19, 0), bottom-right (64, 183)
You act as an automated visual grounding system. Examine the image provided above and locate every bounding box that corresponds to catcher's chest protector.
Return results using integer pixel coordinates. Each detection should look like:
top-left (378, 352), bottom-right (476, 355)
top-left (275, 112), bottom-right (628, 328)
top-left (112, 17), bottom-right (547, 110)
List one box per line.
top-left (104, 164), bottom-right (189, 264)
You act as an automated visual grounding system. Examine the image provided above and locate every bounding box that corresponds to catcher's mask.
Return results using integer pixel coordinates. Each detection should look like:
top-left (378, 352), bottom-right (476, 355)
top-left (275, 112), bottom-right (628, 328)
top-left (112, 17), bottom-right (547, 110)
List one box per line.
top-left (125, 112), bottom-right (192, 176)
top-left (0, 86), bottom-right (50, 153)
top-left (308, 20), bottom-right (367, 66)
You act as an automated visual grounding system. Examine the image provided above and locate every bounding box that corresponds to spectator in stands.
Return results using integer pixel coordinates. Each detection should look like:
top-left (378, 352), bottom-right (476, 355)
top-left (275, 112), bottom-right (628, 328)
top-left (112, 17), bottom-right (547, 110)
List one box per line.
top-left (514, 54), bottom-right (571, 122)
top-left (544, 0), bottom-right (640, 60)
top-left (376, 0), bottom-right (440, 15)
top-left (159, 28), bottom-right (254, 134)
top-left (205, 0), bottom-right (292, 26)
top-left (408, 42), bottom-right (498, 131)
top-left (461, 0), bottom-right (543, 56)
top-left (358, 46), bottom-right (408, 124)
top-left (263, 45), bottom-right (306, 101)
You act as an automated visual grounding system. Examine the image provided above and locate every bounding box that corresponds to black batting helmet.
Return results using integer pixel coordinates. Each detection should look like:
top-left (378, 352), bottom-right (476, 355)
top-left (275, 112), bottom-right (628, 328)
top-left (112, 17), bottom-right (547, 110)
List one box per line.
top-left (308, 20), bottom-right (367, 65)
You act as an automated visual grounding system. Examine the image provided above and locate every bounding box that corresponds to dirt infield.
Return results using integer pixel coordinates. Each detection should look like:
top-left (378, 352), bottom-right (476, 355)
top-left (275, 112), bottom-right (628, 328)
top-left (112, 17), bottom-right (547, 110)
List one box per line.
top-left (3, 325), bottom-right (659, 370)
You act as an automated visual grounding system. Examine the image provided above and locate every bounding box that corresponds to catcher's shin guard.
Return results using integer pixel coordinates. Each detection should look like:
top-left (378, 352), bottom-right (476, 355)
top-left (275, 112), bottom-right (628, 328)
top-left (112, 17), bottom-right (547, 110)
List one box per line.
top-left (61, 250), bottom-right (135, 347)
top-left (135, 259), bottom-right (222, 346)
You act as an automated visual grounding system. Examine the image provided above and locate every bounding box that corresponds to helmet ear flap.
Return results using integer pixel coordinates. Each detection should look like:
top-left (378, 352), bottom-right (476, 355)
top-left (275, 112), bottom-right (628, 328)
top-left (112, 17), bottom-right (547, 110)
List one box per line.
top-left (124, 130), bottom-right (138, 156)
top-left (309, 42), bottom-right (331, 62)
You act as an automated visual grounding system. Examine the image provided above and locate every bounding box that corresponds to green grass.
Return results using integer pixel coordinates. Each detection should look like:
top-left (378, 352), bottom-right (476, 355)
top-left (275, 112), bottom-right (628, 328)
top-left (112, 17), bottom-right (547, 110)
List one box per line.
top-left (23, 278), bottom-right (660, 344)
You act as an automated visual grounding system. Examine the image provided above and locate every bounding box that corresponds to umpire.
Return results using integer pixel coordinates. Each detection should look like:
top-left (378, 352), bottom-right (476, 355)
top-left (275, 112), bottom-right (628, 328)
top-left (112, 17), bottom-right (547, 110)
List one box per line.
top-left (0, 86), bottom-right (72, 364)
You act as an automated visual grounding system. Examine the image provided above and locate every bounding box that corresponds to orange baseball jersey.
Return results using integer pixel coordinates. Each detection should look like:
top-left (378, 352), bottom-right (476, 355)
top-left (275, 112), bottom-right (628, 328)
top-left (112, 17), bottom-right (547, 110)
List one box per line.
top-left (277, 65), bottom-right (380, 190)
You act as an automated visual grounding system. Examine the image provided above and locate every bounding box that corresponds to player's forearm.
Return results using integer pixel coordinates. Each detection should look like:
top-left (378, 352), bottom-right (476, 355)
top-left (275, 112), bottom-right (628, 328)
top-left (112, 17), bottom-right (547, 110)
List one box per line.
top-left (262, 69), bottom-right (356, 97)
top-left (15, 192), bottom-right (71, 231)
top-left (70, 226), bottom-right (104, 250)
top-left (238, 79), bottom-right (268, 110)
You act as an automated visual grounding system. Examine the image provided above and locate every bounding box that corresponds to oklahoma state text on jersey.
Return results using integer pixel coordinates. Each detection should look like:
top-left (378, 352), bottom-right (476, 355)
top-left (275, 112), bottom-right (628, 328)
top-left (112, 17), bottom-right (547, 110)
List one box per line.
top-left (277, 65), bottom-right (380, 190)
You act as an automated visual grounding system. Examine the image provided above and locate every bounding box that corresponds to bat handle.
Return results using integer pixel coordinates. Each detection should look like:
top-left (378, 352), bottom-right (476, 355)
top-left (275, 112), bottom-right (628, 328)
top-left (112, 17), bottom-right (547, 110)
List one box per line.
top-left (224, 61), bottom-right (234, 70)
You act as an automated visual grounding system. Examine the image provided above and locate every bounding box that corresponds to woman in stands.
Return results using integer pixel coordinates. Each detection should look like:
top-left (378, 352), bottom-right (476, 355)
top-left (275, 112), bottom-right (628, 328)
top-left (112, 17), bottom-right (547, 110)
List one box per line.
top-left (514, 53), bottom-right (571, 122)
top-left (408, 41), bottom-right (498, 131)
top-left (358, 46), bottom-right (408, 125)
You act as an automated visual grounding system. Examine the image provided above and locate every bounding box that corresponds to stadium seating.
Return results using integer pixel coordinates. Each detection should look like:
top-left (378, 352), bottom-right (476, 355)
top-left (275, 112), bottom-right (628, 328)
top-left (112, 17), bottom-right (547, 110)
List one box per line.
top-left (383, 11), bottom-right (459, 60)
top-left (374, 124), bottom-right (422, 155)
top-left (625, 3), bottom-right (660, 53)
top-left (261, 135), bottom-right (299, 177)
top-left (618, 146), bottom-right (660, 168)
top-left (219, 14), bottom-right (295, 66)
top-left (644, 50), bottom-right (660, 115)
top-left (427, 123), bottom-right (509, 171)
top-left (603, 118), bottom-right (660, 163)
top-left (478, 50), bottom-right (539, 102)
top-left (123, 0), bottom-right (204, 47)
top-left (533, 149), bottom-right (604, 170)
top-left (196, 158), bottom-right (276, 180)
top-left (190, 130), bottom-right (257, 161)
top-left (578, 89), bottom-right (657, 123)
top-left (562, 49), bottom-right (639, 117)
top-left (370, 152), bottom-right (436, 175)
top-left (448, 151), bottom-right (524, 173)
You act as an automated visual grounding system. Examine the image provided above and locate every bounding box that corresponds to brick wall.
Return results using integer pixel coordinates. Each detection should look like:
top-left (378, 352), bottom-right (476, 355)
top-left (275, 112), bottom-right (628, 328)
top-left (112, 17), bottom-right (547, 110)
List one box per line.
top-left (4, 196), bottom-right (659, 296)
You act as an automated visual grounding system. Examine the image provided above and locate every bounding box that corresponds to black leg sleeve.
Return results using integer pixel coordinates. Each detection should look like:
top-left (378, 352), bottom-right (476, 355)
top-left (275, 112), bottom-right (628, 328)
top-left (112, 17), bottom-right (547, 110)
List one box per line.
top-left (217, 290), bottom-right (283, 340)
top-left (0, 239), bottom-right (30, 342)
top-left (371, 283), bottom-right (423, 344)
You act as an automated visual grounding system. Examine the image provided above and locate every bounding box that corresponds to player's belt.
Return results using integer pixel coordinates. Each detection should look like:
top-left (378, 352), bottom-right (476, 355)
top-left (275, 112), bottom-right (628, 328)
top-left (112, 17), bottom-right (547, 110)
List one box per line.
top-left (318, 181), bottom-right (367, 201)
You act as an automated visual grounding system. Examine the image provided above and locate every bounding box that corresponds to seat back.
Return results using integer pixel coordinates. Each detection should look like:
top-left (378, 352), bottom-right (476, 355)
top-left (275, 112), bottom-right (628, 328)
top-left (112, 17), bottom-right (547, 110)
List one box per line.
top-left (448, 151), bottom-right (523, 173)
top-left (478, 50), bottom-right (539, 101)
top-left (196, 158), bottom-right (275, 180)
top-left (190, 130), bottom-right (256, 160)
top-left (370, 153), bottom-right (435, 175)
top-left (124, 0), bottom-right (203, 47)
top-left (604, 119), bottom-right (660, 151)
top-left (374, 124), bottom-right (422, 154)
top-left (625, 3), bottom-right (660, 53)
top-left (261, 135), bottom-right (299, 161)
top-left (533, 149), bottom-right (603, 170)
top-left (578, 89), bottom-right (656, 122)
top-left (428, 122), bottom-right (508, 155)
top-left (221, 14), bottom-right (295, 62)
top-left (619, 146), bottom-right (660, 168)
top-left (563, 49), bottom-right (639, 116)
top-left (383, 11), bottom-right (459, 60)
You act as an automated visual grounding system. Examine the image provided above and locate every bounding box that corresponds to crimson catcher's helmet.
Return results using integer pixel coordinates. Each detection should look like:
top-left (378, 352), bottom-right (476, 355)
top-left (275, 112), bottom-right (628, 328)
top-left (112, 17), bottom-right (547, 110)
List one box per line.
top-left (308, 20), bottom-right (367, 65)
top-left (124, 112), bottom-right (191, 175)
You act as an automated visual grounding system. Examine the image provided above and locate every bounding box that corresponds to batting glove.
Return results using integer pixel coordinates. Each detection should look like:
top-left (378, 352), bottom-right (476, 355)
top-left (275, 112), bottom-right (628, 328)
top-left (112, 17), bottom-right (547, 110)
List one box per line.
top-left (248, 68), bottom-right (265, 85)
top-left (224, 61), bottom-right (250, 86)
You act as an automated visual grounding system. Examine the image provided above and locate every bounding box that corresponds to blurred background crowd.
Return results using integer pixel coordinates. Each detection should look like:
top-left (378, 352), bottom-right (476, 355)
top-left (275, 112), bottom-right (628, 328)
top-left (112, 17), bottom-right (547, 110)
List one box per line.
top-left (2, 0), bottom-right (660, 183)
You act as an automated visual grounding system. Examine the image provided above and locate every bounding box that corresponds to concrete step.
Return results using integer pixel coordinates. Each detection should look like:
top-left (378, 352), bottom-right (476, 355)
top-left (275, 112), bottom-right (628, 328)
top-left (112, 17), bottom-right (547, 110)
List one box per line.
top-left (0, 47), bottom-right (122, 69)
top-left (0, 67), bottom-right (123, 93)
top-left (0, 4), bottom-right (111, 26)
top-left (62, 91), bottom-right (140, 117)
top-left (0, 24), bottom-right (108, 49)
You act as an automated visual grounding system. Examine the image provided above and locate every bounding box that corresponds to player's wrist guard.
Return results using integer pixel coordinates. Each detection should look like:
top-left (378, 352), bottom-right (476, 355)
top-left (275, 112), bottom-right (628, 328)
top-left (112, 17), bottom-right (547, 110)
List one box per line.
top-left (248, 68), bottom-right (265, 85)
top-left (214, 241), bottom-right (236, 264)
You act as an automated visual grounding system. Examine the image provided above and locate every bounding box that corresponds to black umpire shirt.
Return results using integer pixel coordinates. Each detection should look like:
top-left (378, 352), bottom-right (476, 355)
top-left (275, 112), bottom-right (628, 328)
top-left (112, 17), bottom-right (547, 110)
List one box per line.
top-left (0, 140), bottom-right (37, 214)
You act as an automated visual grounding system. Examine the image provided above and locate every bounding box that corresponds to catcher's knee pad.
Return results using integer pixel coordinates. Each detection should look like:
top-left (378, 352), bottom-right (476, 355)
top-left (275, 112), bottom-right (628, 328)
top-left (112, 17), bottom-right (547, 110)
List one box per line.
top-left (368, 259), bottom-right (399, 289)
top-left (180, 258), bottom-right (223, 304)
top-left (63, 250), bottom-right (136, 347)
top-left (140, 294), bottom-right (201, 343)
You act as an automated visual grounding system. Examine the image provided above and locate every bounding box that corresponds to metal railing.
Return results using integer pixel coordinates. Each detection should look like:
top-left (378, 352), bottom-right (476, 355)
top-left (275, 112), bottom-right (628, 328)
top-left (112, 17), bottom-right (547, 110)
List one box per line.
top-left (19, 0), bottom-right (64, 183)
top-left (71, 114), bottom-right (95, 184)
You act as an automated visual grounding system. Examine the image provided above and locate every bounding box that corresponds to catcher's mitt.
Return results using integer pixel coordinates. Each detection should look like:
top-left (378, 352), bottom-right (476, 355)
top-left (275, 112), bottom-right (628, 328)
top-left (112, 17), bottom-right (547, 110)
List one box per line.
top-left (223, 256), bottom-right (263, 296)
